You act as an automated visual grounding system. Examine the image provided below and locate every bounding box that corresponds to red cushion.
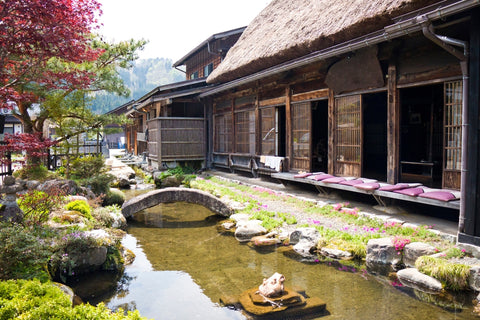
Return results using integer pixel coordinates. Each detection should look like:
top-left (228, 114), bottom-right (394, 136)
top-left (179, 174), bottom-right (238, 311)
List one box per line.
top-left (394, 187), bottom-right (425, 196)
top-left (418, 191), bottom-right (459, 202)
top-left (294, 172), bottom-right (312, 178)
top-left (322, 177), bottom-right (346, 184)
top-left (309, 174), bottom-right (334, 181)
top-left (354, 182), bottom-right (380, 190)
top-left (339, 179), bottom-right (364, 186)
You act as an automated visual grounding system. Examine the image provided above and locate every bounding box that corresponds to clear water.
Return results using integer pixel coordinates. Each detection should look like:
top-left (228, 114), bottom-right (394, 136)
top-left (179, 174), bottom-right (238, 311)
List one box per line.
top-left (71, 201), bottom-right (477, 319)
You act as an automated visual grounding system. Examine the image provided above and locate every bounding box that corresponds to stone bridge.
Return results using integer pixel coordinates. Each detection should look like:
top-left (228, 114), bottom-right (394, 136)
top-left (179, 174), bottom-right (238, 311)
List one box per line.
top-left (121, 187), bottom-right (234, 218)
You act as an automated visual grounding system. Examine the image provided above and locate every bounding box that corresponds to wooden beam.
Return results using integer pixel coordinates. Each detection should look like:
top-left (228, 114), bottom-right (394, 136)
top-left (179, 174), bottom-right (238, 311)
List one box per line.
top-left (327, 89), bottom-right (335, 175)
top-left (285, 86), bottom-right (292, 171)
top-left (387, 64), bottom-right (400, 184)
top-left (291, 89), bottom-right (329, 102)
top-left (259, 96), bottom-right (286, 107)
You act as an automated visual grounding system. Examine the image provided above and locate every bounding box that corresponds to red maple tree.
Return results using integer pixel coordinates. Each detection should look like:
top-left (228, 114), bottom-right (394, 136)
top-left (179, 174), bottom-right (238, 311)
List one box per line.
top-left (0, 0), bottom-right (105, 163)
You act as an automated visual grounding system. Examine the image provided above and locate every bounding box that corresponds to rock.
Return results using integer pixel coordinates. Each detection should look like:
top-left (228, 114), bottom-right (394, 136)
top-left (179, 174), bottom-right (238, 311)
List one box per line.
top-left (117, 178), bottom-right (131, 189)
top-left (161, 175), bottom-right (182, 188)
top-left (26, 180), bottom-right (40, 190)
top-left (258, 272), bottom-right (285, 297)
top-left (3, 175), bottom-right (15, 186)
top-left (397, 268), bottom-right (443, 293)
top-left (289, 228), bottom-right (319, 245)
top-left (230, 213), bottom-right (249, 223)
top-left (235, 219), bottom-right (267, 242)
top-left (222, 221), bottom-right (236, 230)
top-left (53, 282), bottom-right (75, 304)
top-left (37, 179), bottom-right (83, 196)
top-left (290, 228), bottom-right (321, 258)
top-left (320, 247), bottom-right (353, 260)
top-left (404, 242), bottom-right (437, 267)
top-left (366, 237), bottom-right (402, 268)
top-left (468, 264), bottom-right (480, 291)
top-left (67, 195), bottom-right (88, 203)
top-left (72, 246), bottom-right (108, 272)
top-left (251, 235), bottom-right (281, 246)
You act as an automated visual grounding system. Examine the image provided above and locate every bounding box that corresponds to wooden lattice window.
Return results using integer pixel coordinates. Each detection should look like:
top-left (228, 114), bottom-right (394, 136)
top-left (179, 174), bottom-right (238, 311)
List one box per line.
top-left (444, 81), bottom-right (462, 171)
top-left (334, 95), bottom-right (362, 164)
top-left (261, 107), bottom-right (276, 155)
top-left (235, 110), bottom-right (255, 154)
top-left (292, 102), bottom-right (310, 159)
top-left (214, 114), bottom-right (231, 153)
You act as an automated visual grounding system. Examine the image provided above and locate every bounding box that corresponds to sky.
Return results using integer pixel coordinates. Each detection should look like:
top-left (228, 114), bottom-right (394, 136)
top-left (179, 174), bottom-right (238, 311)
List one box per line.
top-left (97, 0), bottom-right (271, 62)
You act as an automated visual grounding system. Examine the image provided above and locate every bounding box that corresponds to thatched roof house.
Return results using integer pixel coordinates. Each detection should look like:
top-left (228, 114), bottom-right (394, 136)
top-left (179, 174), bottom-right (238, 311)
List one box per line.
top-left (207, 0), bottom-right (441, 83)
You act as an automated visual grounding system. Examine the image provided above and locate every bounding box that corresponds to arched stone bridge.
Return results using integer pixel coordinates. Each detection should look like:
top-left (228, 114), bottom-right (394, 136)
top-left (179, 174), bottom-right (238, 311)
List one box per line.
top-left (121, 187), bottom-right (234, 218)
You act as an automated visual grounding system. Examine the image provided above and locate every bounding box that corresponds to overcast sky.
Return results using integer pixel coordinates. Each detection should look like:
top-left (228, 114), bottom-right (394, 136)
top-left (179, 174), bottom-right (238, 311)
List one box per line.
top-left (97, 0), bottom-right (271, 62)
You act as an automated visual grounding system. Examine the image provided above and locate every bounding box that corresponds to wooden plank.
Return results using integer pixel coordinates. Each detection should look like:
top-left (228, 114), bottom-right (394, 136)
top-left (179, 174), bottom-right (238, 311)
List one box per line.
top-left (259, 96), bottom-right (286, 107)
top-left (271, 172), bottom-right (460, 210)
top-left (291, 88), bottom-right (329, 102)
top-left (285, 86), bottom-right (292, 171)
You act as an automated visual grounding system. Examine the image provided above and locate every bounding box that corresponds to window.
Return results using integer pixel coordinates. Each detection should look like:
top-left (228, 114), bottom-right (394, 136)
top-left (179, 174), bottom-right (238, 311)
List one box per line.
top-left (235, 110), bottom-right (255, 154)
top-left (292, 102), bottom-right (310, 158)
top-left (261, 107), bottom-right (276, 155)
top-left (204, 63), bottom-right (213, 77)
top-left (334, 95), bottom-right (362, 164)
top-left (214, 114), bottom-right (231, 153)
top-left (444, 81), bottom-right (462, 171)
top-left (190, 71), bottom-right (199, 79)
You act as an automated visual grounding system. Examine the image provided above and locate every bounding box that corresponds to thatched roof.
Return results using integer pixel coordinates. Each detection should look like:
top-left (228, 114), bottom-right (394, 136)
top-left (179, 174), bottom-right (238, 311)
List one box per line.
top-left (207, 0), bottom-right (441, 84)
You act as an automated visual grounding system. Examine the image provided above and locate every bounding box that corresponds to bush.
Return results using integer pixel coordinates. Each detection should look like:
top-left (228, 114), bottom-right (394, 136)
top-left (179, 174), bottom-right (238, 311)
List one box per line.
top-left (80, 173), bottom-right (115, 196)
top-left (18, 189), bottom-right (66, 226)
top-left (92, 205), bottom-right (121, 228)
top-left (102, 189), bottom-right (125, 207)
top-left (70, 155), bottom-right (106, 179)
top-left (0, 224), bottom-right (52, 281)
top-left (64, 200), bottom-right (92, 220)
top-left (13, 164), bottom-right (57, 181)
top-left (0, 279), bottom-right (146, 319)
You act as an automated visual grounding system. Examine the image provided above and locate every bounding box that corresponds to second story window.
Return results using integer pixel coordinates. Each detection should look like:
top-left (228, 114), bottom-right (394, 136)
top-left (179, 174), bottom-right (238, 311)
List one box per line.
top-left (204, 63), bottom-right (213, 77)
top-left (190, 71), bottom-right (199, 79)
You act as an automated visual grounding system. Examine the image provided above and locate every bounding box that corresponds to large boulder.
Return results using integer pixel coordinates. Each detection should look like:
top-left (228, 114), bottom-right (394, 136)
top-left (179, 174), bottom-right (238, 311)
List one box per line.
top-left (404, 242), bottom-right (437, 267)
top-left (366, 238), bottom-right (402, 269)
top-left (235, 219), bottom-right (267, 242)
top-left (290, 228), bottom-right (321, 257)
top-left (397, 268), bottom-right (443, 293)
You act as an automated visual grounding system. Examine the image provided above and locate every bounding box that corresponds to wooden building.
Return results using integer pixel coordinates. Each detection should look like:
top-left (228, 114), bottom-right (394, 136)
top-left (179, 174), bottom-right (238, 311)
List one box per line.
top-left (199, 0), bottom-right (480, 245)
top-left (123, 27), bottom-right (245, 169)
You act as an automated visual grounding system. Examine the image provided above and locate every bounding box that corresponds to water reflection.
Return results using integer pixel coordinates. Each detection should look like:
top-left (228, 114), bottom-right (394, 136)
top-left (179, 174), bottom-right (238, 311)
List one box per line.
top-left (93, 202), bottom-right (476, 319)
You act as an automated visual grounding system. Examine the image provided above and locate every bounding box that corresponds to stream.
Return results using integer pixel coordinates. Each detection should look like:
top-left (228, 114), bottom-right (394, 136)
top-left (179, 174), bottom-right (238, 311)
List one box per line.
top-left (69, 197), bottom-right (476, 319)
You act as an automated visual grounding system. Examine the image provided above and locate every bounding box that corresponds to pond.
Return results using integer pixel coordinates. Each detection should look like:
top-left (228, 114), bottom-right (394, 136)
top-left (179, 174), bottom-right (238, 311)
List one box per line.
top-left (70, 200), bottom-right (476, 320)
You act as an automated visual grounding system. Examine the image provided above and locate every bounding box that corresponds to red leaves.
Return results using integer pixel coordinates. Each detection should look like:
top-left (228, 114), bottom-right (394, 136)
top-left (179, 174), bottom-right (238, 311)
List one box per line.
top-left (0, 0), bottom-right (103, 108)
top-left (0, 133), bottom-right (57, 164)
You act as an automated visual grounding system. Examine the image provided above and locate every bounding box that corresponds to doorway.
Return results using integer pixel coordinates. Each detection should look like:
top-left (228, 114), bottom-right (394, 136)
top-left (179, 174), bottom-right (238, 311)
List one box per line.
top-left (363, 92), bottom-right (388, 181)
top-left (311, 100), bottom-right (328, 172)
top-left (400, 84), bottom-right (443, 187)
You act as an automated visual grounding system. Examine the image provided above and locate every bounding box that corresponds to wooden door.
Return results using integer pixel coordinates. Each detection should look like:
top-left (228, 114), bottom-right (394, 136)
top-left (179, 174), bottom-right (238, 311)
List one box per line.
top-left (291, 102), bottom-right (311, 172)
top-left (334, 95), bottom-right (362, 177)
top-left (443, 80), bottom-right (462, 190)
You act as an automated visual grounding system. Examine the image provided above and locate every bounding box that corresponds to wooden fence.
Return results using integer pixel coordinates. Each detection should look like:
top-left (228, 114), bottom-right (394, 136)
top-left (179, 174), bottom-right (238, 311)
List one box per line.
top-left (147, 117), bottom-right (205, 165)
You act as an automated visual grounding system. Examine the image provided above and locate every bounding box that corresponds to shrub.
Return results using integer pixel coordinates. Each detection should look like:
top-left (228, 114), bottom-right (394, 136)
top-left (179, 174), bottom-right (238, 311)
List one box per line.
top-left (80, 173), bottom-right (115, 196)
top-left (0, 279), bottom-right (146, 319)
top-left (64, 200), bottom-right (92, 220)
top-left (0, 224), bottom-right (52, 281)
top-left (13, 164), bottom-right (56, 181)
top-left (92, 205), bottom-right (121, 228)
top-left (70, 155), bottom-right (106, 179)
top-left (102, 189), bottom-right (126, 207)
top-left (18, 189), bottom-right (66, 226)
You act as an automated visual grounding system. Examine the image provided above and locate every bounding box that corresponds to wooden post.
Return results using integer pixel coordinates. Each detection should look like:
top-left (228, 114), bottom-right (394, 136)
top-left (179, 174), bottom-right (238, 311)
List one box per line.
top-left (255, 95), bottom-right (260, 155)
top-left (231, 99), bottom-right (235, 154)
top-left (387, 64), bottom-right (400, 184)
top-left (327, 89), bottom-right (335, 175)
top-left (285, 86), bottom-right (292, 171)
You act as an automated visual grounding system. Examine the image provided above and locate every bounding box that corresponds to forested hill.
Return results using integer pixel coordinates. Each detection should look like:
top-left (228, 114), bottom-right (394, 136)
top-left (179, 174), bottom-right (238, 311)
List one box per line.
top-left (89, 58), bottom-right (185, 114)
